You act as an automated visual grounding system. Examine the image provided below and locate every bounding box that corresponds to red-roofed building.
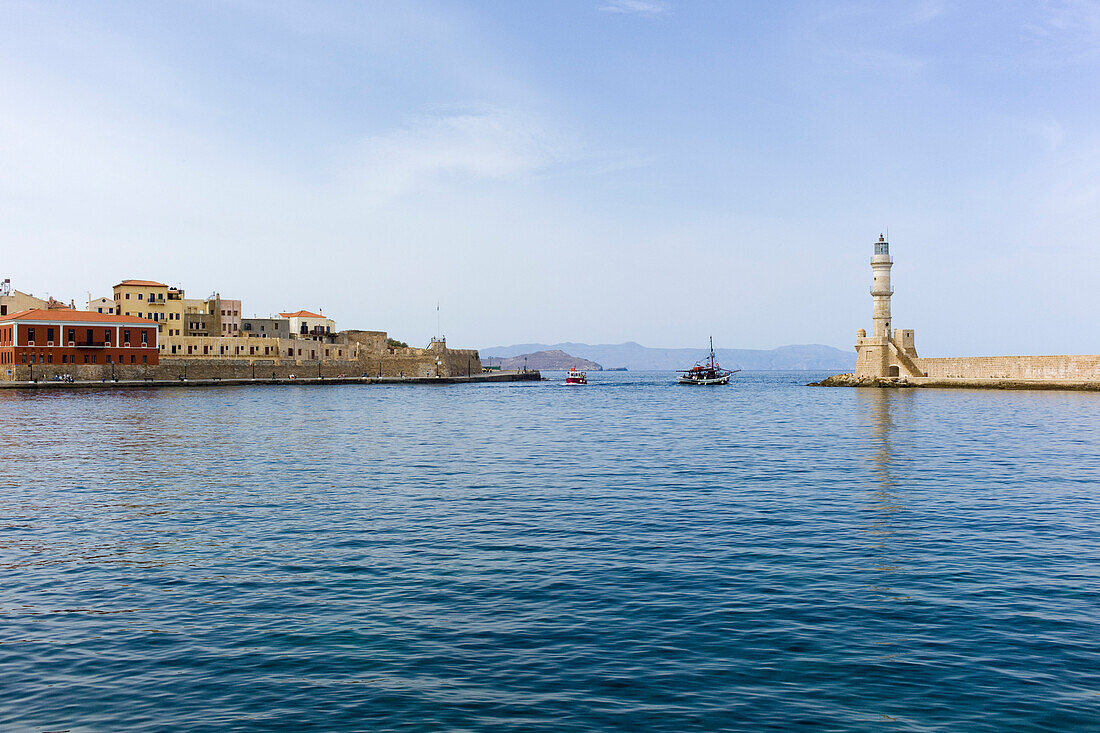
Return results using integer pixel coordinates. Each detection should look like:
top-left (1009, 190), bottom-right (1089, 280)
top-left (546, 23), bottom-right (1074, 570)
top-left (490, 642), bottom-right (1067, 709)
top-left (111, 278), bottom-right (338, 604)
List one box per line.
top-left (0, 309), bottom-right (159, 367)
top-left (279, 310), bottom-right (335, 338)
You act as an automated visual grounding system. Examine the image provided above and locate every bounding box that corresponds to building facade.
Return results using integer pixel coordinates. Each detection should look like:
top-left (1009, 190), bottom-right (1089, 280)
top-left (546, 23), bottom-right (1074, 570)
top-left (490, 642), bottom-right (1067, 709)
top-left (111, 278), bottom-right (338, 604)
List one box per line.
top-left (280, 310), bottom-right (336, 339)
top-left (0, 280), bottom-right (49, 317)
top-left (87, 296), bottom-right (116, 315)
top-left (113, 280), bottom-right (185, 338)
top-left (241, 317), bottom-right (291, 339)
top-left (0, 309), bottom-right (159, 366)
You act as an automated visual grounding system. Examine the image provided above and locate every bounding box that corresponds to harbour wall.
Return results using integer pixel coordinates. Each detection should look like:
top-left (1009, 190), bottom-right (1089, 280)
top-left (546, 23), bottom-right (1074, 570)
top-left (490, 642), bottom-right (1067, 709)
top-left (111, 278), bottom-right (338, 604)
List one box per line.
top-left (0, 370), bottom-right (540, 390)
top-left (913, 355), bottom-right (1100, 380)
top-left (1, 347), bottom-right (484, 383)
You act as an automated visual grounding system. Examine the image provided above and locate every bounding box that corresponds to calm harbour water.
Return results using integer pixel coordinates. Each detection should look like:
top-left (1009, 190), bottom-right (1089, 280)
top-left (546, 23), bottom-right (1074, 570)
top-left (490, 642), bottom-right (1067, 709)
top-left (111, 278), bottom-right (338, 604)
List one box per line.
top-left (1, 371), bottom-right (1098, 732)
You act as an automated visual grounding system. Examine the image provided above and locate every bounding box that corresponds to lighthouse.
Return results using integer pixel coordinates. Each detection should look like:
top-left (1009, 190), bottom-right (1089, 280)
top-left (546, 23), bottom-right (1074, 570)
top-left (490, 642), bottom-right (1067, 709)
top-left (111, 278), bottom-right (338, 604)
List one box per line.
top-left (855, 233), bottom-right (918, 378)
top-left (870, 234), bottom-right (893, 339)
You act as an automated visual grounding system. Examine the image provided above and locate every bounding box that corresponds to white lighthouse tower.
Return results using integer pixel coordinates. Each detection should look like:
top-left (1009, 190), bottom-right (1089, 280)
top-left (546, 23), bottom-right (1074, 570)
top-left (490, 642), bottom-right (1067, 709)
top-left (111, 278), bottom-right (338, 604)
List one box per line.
top-left (855, 233), bottom-right (918, 378)
top-left (870, 234), bottom-right (893, 339)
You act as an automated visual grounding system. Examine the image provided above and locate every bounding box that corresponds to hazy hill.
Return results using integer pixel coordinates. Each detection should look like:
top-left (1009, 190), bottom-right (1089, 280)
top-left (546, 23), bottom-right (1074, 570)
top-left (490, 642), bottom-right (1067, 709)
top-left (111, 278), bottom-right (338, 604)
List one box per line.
top-left (486, 350), bottom-right (602, 371)
top-left (482, 341), bottom-right (855, 371)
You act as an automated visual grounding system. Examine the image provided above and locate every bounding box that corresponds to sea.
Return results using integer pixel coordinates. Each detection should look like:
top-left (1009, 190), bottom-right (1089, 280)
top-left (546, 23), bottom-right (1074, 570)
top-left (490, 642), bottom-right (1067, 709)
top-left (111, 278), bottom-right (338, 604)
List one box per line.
top-left (1, 371), bottom-right (1098, 732)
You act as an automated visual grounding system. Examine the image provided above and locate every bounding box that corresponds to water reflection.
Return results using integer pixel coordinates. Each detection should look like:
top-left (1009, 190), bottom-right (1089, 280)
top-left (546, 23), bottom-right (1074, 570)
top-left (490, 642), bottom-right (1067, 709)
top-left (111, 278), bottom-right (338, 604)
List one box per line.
top-left (857, 389), bottom-right (914, 620)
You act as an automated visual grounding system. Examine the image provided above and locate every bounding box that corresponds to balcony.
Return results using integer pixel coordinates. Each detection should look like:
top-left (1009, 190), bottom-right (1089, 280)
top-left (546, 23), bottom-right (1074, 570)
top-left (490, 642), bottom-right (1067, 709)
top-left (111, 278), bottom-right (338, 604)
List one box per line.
top-left (74, 342), bottom-right (111, 348)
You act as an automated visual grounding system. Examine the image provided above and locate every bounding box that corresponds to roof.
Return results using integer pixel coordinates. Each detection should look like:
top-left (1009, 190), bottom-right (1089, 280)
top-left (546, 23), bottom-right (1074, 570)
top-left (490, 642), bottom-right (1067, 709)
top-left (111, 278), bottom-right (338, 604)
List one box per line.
top-left (114, 279), bottom-right (168, 288)
top-left (279, 310), bottom-right (328, 319)
top-left (0, 308), bottom-right (157, 324)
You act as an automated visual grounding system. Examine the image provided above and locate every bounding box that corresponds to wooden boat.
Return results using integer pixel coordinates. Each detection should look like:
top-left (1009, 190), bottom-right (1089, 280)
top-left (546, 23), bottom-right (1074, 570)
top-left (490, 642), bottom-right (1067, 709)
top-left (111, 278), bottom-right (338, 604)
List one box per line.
top-left (677, 337), bottom-right (739, 385)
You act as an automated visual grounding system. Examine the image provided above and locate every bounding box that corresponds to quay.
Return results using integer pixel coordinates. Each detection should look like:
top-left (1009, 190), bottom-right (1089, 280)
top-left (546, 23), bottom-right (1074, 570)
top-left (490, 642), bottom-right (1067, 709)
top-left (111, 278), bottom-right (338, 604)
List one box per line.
top-left (0, 370), bottom-right (541, 390)
top-left (810, 374), bottom-right (1100, 392)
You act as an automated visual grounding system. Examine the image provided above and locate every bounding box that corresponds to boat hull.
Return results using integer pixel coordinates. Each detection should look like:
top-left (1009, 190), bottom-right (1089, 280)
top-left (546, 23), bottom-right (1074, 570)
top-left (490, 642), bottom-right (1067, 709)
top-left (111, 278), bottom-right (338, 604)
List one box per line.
top-left (677, 375), bottom-right (730, 385)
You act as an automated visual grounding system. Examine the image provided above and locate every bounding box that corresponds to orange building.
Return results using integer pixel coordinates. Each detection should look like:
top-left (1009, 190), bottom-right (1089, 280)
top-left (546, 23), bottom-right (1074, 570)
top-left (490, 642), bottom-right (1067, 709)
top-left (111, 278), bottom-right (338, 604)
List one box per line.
top-left (0, 309), bottom-right (159, 366)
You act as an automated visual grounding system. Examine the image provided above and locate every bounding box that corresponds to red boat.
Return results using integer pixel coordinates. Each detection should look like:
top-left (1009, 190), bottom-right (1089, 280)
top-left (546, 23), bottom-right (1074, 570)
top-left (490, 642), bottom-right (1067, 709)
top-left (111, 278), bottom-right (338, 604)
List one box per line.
top-left (565, 367), bottom-right (588, 385)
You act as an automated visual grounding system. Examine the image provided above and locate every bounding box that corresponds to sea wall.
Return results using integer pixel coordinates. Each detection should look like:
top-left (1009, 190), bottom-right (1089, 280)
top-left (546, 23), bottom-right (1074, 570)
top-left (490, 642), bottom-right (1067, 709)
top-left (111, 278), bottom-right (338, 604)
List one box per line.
top-left (2, 347), bottom-right (484, 382)
top-left (913, 355), bottom-right (1100, 380)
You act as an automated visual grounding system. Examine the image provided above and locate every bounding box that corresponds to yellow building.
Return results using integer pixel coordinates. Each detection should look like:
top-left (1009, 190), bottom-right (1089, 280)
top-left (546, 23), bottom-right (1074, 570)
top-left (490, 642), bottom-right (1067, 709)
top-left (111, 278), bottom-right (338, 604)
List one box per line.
top-left (112, 280), bottom-right (186, 339)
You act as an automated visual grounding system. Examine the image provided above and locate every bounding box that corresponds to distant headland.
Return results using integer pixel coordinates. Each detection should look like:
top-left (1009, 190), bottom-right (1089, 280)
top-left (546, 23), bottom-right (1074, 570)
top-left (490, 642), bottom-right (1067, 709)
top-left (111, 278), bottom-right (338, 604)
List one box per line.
top-left (483, 342), bottom-right (855, 371)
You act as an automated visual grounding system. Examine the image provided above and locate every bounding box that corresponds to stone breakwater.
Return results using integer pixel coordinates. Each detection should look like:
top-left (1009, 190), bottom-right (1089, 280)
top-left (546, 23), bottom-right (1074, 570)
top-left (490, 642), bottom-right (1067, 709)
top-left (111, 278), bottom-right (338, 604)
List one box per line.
top-left (810, 373), bottom-right (1100, 392)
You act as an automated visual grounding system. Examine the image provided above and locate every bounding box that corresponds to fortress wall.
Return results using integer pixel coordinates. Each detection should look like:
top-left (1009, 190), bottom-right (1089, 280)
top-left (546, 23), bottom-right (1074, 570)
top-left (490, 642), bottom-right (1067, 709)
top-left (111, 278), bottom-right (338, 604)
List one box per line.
top-left (342, 330), bottom-right (388, 355)
top-left (3, 349), bottom-right (483, 382)
top-left (914, 355), bottom-right (1100, 380)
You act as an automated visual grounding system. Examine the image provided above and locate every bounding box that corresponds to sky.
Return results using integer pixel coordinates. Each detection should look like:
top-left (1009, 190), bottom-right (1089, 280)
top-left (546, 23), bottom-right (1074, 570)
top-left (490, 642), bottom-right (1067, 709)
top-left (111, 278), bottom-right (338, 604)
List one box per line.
top-left (1, 0), bottom-right (1099, 356)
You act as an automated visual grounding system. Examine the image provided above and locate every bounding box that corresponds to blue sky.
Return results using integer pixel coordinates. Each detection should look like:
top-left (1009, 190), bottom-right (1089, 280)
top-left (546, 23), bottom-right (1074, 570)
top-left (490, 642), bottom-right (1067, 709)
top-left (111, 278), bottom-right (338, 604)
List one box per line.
top-left (2, 0), bottom-right (1098, 355)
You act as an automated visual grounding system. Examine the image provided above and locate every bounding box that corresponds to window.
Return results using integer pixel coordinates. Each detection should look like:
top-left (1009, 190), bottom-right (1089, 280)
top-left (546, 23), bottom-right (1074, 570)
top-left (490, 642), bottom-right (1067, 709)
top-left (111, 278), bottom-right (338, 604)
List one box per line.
top-left (47, 328), bottom-right (54, 342)
top-left (106, 355), bottom-right (111, 363)
top-left (83, 355), bottom-right (89, 364)
top-left (27, 327), bottom-right (34, 342)
top-left (142, 356), bottom-right (147, 363)
top-left (91, 355), bottom-right (96, 364)
top-left (130, 355), bottom-right (135, 363)
top-left (141, 331), bottom-right (147, 345)
top-left (138, 293), bottom-right (143, 300)
top-left (86, 329), bottom-right (92, 343)
top-left (125, 293), bottom-right (130, 299)
top-left (68, 329), bottom-right (75, 343)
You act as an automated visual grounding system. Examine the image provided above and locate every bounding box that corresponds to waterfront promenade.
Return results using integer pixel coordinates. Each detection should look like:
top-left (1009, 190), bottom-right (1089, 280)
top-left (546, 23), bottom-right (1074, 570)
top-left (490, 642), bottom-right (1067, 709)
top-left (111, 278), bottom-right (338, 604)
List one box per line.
top-left (0, 370), bottom-right (540, 390)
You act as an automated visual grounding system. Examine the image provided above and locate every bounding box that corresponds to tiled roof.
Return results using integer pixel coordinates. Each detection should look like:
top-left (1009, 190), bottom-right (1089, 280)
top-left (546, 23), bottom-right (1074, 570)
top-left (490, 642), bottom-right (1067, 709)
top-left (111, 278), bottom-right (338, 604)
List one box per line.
top-left (0, 308), bottom-right (157, 324)
top-left (115, 279), bottom-right (167, 288)
top-left (279, 310), bottom-right (327, 319)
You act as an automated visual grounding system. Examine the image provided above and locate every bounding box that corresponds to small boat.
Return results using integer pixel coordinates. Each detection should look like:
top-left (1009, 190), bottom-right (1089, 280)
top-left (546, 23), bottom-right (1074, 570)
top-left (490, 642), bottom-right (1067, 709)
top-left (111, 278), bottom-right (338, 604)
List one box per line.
top-left (565, 367), bottom-right (588, 385)
top-left (677, 337), bottom-right (739, 385)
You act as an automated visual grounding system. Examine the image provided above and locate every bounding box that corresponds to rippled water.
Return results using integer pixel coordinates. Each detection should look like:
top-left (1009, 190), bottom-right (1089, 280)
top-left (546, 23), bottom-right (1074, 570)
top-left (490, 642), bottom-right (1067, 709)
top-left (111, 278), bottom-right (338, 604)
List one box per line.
top-left (1, 372), bottom-right (1099, 732)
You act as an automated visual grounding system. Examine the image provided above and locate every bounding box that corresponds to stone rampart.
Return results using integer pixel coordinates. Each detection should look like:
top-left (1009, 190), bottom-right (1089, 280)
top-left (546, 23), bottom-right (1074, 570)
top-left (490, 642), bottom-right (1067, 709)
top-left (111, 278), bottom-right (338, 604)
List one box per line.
top-left (2, 348), bottom-right (483, 382)
top-left (913, 355), bottom-right (1100, 380)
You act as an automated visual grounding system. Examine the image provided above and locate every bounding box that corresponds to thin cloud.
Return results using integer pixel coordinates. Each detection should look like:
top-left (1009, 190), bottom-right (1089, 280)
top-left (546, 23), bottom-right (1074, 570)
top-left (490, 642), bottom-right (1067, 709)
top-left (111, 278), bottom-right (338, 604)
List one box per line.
top-left (598, 0), bottom-right (671, 17)
top-left (347, 109), bottom-right (564, 205)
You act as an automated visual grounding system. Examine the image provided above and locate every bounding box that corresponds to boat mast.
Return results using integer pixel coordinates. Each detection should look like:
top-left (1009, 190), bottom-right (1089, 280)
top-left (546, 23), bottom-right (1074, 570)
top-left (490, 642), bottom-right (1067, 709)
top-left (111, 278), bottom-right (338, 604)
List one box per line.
top-left (709, 336), bottom-right (715, 368)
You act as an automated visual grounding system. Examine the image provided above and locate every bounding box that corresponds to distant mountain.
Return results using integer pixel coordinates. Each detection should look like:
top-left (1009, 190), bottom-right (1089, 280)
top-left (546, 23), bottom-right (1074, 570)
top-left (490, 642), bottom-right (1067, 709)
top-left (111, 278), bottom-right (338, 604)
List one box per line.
top-left (481, 341), bottom-right (855, 371)
top-left (486, 350), bottom-right (602, 371)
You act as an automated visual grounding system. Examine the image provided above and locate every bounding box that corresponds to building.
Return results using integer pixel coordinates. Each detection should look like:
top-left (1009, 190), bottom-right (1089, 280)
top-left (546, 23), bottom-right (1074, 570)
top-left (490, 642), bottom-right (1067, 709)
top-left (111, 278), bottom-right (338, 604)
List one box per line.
top-left (0, 279), bottom-right (49, 317)
top-left (112, 280), bottom-right (185, 338)
top-left (0, 309), bottom-right (159, 367)
top-left (212, 294), bottom-right (241, 337)
top-left (87, 296), bottom-right (116, 315)
top-left (241, 317), bottom-right (291, 339)
top-left (280, 310), bottom-right (336, 339)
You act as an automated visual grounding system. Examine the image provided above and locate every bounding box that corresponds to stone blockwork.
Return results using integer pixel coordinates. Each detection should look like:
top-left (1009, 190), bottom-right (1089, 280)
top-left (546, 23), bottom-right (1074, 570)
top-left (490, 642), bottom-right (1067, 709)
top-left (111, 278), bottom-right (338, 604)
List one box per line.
top-left (914, 355), bottom-right (1100, 380)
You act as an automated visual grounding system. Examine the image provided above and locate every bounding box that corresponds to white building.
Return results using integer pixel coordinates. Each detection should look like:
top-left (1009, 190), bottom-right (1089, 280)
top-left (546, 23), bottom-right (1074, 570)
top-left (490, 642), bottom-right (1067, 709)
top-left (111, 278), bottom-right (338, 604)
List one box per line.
top-left (279, 310), bottom-right (336, 339)
top-left (87, 296), bottom-right (117, 315)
